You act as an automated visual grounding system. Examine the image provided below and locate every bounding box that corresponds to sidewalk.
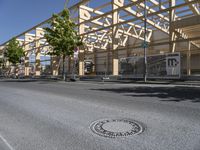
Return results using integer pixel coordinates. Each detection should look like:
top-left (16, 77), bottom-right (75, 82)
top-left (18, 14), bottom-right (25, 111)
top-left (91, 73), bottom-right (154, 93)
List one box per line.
top-left (1, 77), bottom-right (200, 87)
top-left (79, 77), bottom-right (200, 87)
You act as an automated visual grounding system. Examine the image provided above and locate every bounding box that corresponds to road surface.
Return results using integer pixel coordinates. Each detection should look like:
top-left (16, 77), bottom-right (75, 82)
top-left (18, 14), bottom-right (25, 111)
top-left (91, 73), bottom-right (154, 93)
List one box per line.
top-left (0, 80), bottom-right (200, 150)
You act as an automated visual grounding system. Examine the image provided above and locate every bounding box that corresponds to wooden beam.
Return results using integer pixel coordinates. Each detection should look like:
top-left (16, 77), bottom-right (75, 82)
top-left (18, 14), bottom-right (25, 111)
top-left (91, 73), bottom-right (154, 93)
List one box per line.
top-left (185, 0), bottom-right (200, 15)
top-left (112, 0), bottom-right (120, 76)
top-left (79, 5), bottom-right (151, 41)
top-left (171, 15), bottom-right (200, 29)
top-left (169, 0), bottom-right (176, 53)
top-left (78, 4), bottom-right (86, 76)
top-left (187, 41), bottom-right (191, 75)
top-left (80, 0), bottom-right (200, 37)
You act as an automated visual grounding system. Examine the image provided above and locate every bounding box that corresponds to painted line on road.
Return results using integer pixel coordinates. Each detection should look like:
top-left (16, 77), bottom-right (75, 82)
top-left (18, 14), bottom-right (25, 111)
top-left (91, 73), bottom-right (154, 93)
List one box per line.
top-left (0, 133), bottom-right (15, 150)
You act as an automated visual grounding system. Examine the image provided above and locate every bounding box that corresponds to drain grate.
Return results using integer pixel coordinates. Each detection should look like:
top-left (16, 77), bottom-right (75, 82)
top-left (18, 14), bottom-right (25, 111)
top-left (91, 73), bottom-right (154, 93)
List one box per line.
top-left (90, 118), bottom-right (143, 138)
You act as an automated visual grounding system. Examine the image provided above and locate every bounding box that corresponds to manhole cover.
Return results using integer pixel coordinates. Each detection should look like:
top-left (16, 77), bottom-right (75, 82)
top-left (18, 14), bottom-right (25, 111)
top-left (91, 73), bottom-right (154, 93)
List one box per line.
top-left (90, 118), bottom-right (143, 138)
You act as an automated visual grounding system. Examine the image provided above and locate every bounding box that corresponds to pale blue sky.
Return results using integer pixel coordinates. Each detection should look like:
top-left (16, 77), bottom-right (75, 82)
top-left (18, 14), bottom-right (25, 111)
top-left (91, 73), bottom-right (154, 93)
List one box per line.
top-left (0, 0), bottom-right (78, 44)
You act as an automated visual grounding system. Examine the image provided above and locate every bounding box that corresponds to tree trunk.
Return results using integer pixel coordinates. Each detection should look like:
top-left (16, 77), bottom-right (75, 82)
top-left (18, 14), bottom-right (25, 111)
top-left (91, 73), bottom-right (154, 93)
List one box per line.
top-left (62, 55), bottom-right (66, 81)
top-left (14, 65), bottom-right (18, 79)
top-left (12, 64), bottom-right (17, 79)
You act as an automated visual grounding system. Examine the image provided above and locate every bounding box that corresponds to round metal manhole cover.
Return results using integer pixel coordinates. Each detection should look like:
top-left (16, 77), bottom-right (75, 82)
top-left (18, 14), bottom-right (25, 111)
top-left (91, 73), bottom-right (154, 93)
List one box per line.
top-left (90, 118), bottom-right (143, 138)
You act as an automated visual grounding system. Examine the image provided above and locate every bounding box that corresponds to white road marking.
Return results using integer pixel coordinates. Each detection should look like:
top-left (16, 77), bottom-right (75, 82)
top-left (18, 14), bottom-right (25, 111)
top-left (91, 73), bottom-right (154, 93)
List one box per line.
top-left (0, 133), bottom-right (15, 150)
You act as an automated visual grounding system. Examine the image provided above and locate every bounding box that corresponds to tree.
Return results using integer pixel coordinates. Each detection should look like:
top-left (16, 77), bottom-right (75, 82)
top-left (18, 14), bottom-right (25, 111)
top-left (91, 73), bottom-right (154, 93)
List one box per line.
top-left (5, 38), bottom-right (24, 69)
top-left (5, 38), bottom-right (24, 65)
top-left (4, 38), bottom-right (24, 77)
top-left (44, 8), bottom-right (83, 80)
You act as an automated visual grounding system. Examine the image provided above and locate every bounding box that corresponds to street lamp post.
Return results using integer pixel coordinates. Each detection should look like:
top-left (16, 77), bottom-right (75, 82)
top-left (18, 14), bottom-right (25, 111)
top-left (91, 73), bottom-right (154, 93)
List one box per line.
top-left (144, 0), bottom-right (147, 82)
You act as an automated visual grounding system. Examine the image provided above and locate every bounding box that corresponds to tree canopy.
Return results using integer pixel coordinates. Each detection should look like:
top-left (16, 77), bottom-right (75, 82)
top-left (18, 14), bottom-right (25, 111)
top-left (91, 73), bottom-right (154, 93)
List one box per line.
top-left (44, 8), bottom-right (83, 57)
top-left (44, 8), bottom-right (83, 80)
top-left (5, 38), bottom-right (24, 65)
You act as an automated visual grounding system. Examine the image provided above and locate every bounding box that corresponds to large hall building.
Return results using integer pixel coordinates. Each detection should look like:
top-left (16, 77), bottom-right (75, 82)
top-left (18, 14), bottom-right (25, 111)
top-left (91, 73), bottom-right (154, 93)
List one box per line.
top-left (0, 0), bottom-right (200, 79)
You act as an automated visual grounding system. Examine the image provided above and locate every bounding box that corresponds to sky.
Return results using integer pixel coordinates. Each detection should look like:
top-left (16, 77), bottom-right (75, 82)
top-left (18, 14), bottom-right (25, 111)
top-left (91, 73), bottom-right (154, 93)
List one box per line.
top-left (0, 0), bottom-right (190, 45)
top-left (0, 0), bottom-right (78, 44)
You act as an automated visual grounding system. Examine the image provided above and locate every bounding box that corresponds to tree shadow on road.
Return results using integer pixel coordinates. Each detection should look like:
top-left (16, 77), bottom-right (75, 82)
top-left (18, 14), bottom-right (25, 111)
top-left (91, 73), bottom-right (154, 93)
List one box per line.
top-left (0, 79), bottom-right (59, 83)
top-left (91, 86), bottom-right (200, 103)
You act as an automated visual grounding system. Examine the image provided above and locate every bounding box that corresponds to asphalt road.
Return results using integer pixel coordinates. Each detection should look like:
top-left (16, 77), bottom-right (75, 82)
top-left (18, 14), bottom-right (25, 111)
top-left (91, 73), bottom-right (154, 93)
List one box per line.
top-left (0, 80), bottom-right (200, 150)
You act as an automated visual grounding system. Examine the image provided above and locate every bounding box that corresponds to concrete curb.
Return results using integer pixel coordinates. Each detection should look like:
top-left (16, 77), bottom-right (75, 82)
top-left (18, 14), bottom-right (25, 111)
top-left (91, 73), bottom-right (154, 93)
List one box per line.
top-left (1, 78), bottom-right (200, 87)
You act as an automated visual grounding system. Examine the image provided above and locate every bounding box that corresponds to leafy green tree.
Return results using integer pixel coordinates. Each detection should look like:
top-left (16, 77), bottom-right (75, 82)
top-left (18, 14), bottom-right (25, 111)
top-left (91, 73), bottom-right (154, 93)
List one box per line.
top-left (44, 8), bottom-right (83, 80)
top-left (4, 38), bottom-right (24, 77)
top-left (5, 38), bottom-right (24, 65)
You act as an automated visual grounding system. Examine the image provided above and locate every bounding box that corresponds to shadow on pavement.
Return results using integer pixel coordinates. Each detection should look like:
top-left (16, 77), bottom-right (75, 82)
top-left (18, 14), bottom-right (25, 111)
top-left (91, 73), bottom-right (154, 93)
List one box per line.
top-left (0, 79), bottom-right (59, 83)
top-left (91, 86), bottom-right (200, 103)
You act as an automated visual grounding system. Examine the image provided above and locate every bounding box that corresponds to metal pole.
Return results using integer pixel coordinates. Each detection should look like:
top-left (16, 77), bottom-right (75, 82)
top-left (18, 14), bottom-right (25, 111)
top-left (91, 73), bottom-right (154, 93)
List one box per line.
top-left (144, 0), bottom-right (147, 82)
